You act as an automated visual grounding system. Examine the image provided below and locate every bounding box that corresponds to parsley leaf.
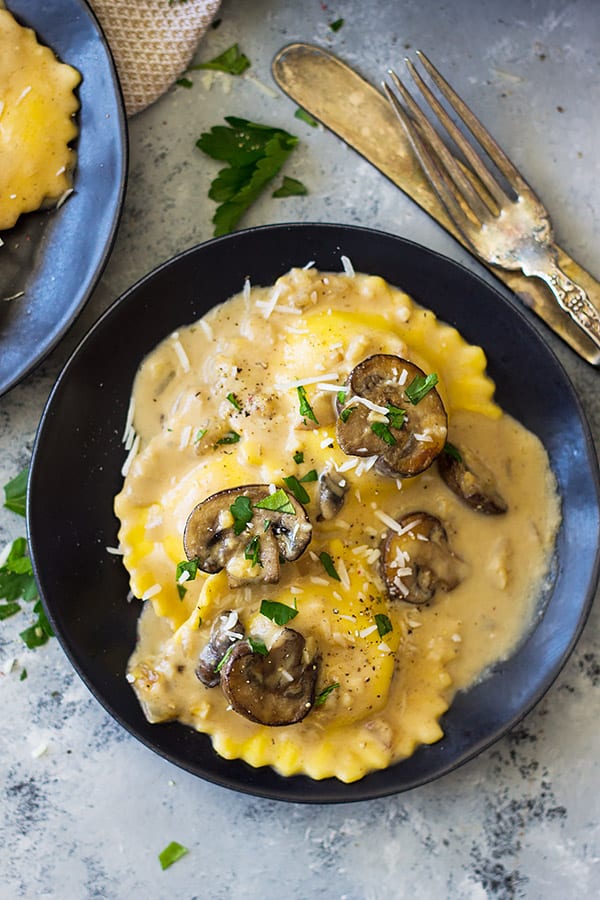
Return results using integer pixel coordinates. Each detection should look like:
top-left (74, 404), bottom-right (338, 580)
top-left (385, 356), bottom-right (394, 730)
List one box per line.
top-left (282, 475), bottom-right (310, 505)
top-left (226, 392), bottom-right (242, 410)
top-left (296, 385), bottom-right (319, 424)
top-left (272, 176), bottom-right (308, 198)
top-left (3, 467), bottom-right (28, 516)
top-left (315, 682), bottom-right (340, 706)
top-left (260, 598), bottom-right (299, 626)
top-left (319, 551), bottom-right (341, 581)
top-left (375, 613), bottom-right (393, 638)
top-left (20, 601), bottom-right (53, 649)
top-left (0, 601), bottom-right (21, 620)
top-left (330, 18), bottom-right (345, 32)
top-left (175, 558), bottom-right (199, 599)
top-left (339, 405), bottom-right (356, 423)
top-left (158, 841), bottom-right (189, 870)
top-left (247, 635), bottom-right (268, 656)
top-left (191, 43), bottom-right (251, 76)
top-left (244, 535), bottom-right (262, 567)
top-left (230, 495), bottom-right (254, 534)
top-left (196, 117), bottom-right (299, 236)
top-left (176, 77), bottom-right (193, 89)
top-left (254, 489), bottom-right (296, 515)
top-left (405, 372), bottom-right (439, 404)
top-left (386, 404), bottom-right (406, 430)
top-left (216, 430), bottom-right (240, 445)
top-left (443, 442), bottom-right (463, 462)
top-left (370, 421), bottom-right (396, 445)
top-left (299, 469), bottom-right (318, 483)
top-left (293, 450), bottom-right (304, 464)
top-left (0, 538), bottom-right (38, 603)
top-left (294, 107), bottom-right (318, 127)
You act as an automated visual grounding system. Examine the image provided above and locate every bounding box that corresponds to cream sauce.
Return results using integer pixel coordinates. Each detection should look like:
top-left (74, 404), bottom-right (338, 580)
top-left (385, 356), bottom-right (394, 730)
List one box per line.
top-left (115, 267), bottom-right (560, 782)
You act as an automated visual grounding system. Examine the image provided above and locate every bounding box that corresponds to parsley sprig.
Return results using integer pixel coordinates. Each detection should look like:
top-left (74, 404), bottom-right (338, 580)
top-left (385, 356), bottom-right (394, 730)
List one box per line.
top-left (191, 43), bottom-right (251, 76)
top-left (2, 469), bottom-right (54, 650)
top-left (196, 117), bottom-right (300, 236)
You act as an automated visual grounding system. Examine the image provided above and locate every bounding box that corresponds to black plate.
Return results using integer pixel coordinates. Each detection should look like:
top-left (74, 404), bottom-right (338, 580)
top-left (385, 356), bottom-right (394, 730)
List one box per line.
top-left (0, 0), bottom-right (127, 396)
top-left (28, 224), bottom-right (600, 803)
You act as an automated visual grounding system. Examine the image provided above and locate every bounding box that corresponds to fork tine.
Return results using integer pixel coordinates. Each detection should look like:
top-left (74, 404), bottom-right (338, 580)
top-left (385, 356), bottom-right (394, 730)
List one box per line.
top-left (405, 58), bottom-right (508, 208)
top-left (386, 70), bottom-right (491, 224)
top-left (415, 50), bottom-right (532, 196)
top-left (383, 81), bottom-right (482, 242)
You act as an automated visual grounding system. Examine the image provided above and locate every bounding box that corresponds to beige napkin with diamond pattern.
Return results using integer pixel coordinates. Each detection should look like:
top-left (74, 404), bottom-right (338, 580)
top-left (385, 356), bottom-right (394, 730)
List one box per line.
top-left (90, 0), bottom-right (222, 116)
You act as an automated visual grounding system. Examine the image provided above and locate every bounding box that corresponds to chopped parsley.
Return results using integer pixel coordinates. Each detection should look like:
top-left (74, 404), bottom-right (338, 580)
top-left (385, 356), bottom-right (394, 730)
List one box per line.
top-left (339, 405), bottom-right (356, 424)
top-left (329, 18), bottom-right (345, 32)
top-left (296, 385), bottom-right (319, 424)
top-left (282, 475), bottom-right (310, 505)
top-left (226, 392), bottom-right (242, 410)
top-left (194, 428), bottom-right (207, 443)
top-left (405, 372), bottom-right (439, 404)
top-left (1, 474), bottom-right (53, 650)
top-left (336, 389), bottom-right (347, 405)
top-left (293, 450), bottom-right (304, 464)
top-left (386, 404), bottom-right (406, 430)
top-left (3, 467), bottom-right (28, 516)
top-left (272, 176), bottom-right (308, 198)
top-left (20, 601), bottom-right (53, 649)
top-left (375, 613), bottom-right (393, 638)
top-left (230, 495), bottom-right (254, 534)
top-left (215, 644), bottom-right (236, 673)
top-left (216, 430), bottom-right (241, 445)
top-left (175, 558), bottom-right (199, 599)
top-left (443, 442), bottom-right (462, 462)
top-left (248, 635), bottom-right (268, 656)
top-left (319, 551), bottom-right (341, 582)
top-left (191, 43), bottom-right (251, 76)
top-left (176, 77), bottom-right (193, 89)
top-left (254, 488), bottom-right (296, 515)
top-left (370, 421), bottom-right (396, 445)
top-left (294, 107), bottom-right (318, 127)
top-left (299, 469), bottom-right (318, 483)
top-left (260, 598), bottom-right (298, 626)
top-left (244, 535), bottom-right (262, 567)
top-left (196, 117), bottom-right (299, 236)
top-left (19, 668), bottom-right (27, 681)
top-left (158, 841), bottom-right (189, 870)
top-left (315, 682), bottom-right (340, 706)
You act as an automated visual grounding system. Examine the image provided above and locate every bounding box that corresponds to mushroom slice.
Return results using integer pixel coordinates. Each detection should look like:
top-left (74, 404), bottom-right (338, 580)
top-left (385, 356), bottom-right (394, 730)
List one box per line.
top-left (380, 512), bottom-right (464, 604)
top-left (336, 355), bottom-right (447, 478)
top-left (183, 485), bottom-right (312, 586)
top-left (195, 610), bottom-right (245, 687)
top-left (220, 628), bottom-right (319, 726)
top-left (318, 468), bottom-right (350, 520)
top-left (438, 445), bottom-right (508, 515)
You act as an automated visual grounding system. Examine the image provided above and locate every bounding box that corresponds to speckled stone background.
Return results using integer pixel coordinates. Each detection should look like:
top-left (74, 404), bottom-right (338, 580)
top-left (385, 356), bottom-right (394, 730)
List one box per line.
top-left (1, 1), bottom-right (599, 897)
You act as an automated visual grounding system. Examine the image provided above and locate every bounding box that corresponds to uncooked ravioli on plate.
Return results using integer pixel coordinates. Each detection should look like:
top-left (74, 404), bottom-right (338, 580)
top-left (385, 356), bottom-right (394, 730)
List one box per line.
top-left (114, 266), bottom-right (560, 783)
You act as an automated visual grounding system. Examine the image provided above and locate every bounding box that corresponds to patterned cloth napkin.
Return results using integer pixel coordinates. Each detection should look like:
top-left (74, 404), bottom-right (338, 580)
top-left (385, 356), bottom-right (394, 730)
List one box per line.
top-left (90, 0), bottom-right (222, 116)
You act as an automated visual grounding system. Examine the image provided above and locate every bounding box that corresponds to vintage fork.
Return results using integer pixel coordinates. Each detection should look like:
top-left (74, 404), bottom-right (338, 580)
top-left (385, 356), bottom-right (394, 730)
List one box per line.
top-left (384, 52), bottom-right (600, 352)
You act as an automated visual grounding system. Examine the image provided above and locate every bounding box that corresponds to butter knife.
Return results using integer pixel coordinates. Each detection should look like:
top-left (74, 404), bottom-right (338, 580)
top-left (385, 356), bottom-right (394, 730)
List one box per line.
top-left (272, 42), bottom-right (600, 366)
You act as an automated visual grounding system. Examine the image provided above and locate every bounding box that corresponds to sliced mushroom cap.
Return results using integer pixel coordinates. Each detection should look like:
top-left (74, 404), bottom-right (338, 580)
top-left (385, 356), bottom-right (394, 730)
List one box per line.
top-left (195, 610), bottom-right (245, 687)
top-left (219, 628), bottom-right (319, 725)
top-left (183, 485), bottom-right (312, 586)
top-left (336, 355), bottom-right (447, 478)
top-left (438, 445), bottom-right (508, 515)
top-left (318, 468), bottom-right (350, 520)
top-left (380, 512), bottom-right (464, 604)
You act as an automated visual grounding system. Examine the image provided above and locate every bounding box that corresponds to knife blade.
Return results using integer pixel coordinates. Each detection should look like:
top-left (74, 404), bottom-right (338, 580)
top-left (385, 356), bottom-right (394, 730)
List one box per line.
top-left (272, 42), bottom-right (600, 366)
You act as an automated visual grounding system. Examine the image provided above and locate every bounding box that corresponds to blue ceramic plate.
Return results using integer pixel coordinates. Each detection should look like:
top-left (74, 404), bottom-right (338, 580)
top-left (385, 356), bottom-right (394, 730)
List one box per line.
top-left (0, 0), bottom-right (127, 396)
top-left (27, 224), bottom-right (600, 803)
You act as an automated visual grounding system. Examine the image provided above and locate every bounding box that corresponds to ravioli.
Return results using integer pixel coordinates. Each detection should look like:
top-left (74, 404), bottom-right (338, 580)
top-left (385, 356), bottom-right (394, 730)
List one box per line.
top-left (115, 267), bottom-right (560, 783)
top-left (0, 4), bottom-right (80, 230)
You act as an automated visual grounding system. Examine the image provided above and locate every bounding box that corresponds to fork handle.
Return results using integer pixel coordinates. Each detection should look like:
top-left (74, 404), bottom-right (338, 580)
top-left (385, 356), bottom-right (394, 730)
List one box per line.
top-left (525, 254), bottom-right (600, 351)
